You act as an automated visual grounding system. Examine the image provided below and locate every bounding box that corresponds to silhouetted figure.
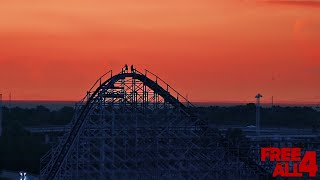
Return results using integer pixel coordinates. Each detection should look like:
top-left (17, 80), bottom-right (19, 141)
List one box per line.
top-left (131, 65), bottom-right (135, 73)
top-left (122, 64), bottom-right (128, 73)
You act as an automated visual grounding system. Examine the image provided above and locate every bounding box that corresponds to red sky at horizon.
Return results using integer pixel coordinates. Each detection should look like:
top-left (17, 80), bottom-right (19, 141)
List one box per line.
top-left (0, 0), bottom-right (319, 104)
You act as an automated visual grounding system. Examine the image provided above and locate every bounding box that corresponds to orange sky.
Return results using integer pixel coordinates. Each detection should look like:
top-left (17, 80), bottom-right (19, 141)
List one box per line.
top-left (0, 0), bottom-right (319, 103)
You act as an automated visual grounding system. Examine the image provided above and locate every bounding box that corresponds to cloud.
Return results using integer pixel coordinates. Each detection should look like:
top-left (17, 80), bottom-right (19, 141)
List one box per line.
top-left (261, 0), bottom-right (320, 8)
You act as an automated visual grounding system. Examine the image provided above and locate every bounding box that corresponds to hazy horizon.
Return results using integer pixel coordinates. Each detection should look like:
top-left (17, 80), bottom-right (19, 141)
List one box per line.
top-left (1, 100), bottom-right (318, 110)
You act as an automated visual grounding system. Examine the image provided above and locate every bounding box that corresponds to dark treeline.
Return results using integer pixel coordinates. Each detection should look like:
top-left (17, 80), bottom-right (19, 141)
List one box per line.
top-left (0, 106), bottom-right (74, 174)
top-left (194, 103), bottom-right (320, 129)
top-left (0, 104), bottom-right (319, 174)
top-left (2, 106), bottom-right (74, 126)
top-left (2, 104), bottom-right (319, 128)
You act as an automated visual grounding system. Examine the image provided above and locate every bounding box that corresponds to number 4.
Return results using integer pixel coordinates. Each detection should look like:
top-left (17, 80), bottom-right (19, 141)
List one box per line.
top-left (299, 151), bottom-right (318, 177)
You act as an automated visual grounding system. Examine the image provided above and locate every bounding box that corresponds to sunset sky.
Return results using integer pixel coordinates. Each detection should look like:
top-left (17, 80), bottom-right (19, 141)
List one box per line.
top-left (0, 0), bottom-right (319, 104)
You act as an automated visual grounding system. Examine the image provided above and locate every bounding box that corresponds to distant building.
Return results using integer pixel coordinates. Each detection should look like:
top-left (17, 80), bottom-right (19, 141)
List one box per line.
top-left (312, 106), bottom-right (320, 112)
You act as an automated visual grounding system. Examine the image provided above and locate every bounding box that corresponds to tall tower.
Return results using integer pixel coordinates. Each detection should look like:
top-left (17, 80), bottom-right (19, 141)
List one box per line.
top-left (255, 93), bottom-right (263, 136)
top-left (0, 94), bottom-right (2, 137)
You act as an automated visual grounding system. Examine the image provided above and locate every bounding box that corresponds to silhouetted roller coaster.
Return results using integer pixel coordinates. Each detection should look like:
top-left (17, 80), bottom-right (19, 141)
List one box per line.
top-left (40, 65), bottom-right (271, 179)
